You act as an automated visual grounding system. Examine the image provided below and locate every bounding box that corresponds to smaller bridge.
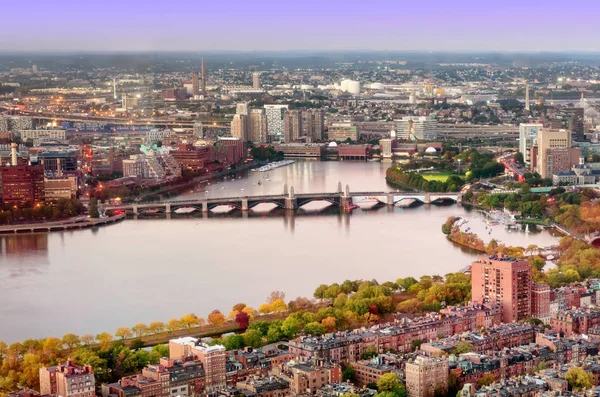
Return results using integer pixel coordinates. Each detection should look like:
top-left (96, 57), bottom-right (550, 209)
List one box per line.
top-left (103, 183), bottom-right (462, 215)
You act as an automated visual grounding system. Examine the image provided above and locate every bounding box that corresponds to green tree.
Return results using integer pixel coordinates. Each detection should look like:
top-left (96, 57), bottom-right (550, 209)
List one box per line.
top-left (377, 373), bottom-right (400, 392)
top-left (478, 373), bottom-right (495, 387)
top-left (304, 322), bottom-right (326, 336)
top-left (342, 365), bottom-right (356, 382)
top-left (242, 329), bottom-right (263, 348)
top-left (61, 333), bottom-right (81, 350)
top-left (115, 327), bottom-right (133, 340)
top-left (88, 197), bottom-right (99, 218)
top-left (452, 341), bottom-right (474, 355)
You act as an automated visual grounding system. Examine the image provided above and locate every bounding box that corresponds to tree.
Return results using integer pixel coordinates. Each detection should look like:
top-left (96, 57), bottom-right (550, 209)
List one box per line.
top-left (321, 316), bottom-right (337, 333)
top-left (148, 321), bottom-right (166, 335)
top-left (88, 197), bottom-right (99, 218)
top-left (565, 367), bottom-right (593, 391)
top-left (80, 334), bottom-right (95, 346)
top-left (452, 341), bottom-right (474, 355)
top-left (304, 322), bottom-right (326, 336)
top-left (377, 373), bottom-right (400, 392)
top-left (208, 310), bottom-right (226, 326)
top-left (267, 290), bottom-right (286, 303)
top-left (96, 332), bottom-right (113, 349)
top-left (181, 314), bottom-right (200, 329)
top-left (20, 353), bottom-right (43, 389)
top-left (233, 303), bottom-right (247, 312)
top-left (62, 333), bottom-right (81, 350)
top-left (242, 306), bottom-right (257, 317)
top-left (513, 152), bottom-right (524, 165)
top-left (477, 373), bottom-right (495, 387)
top-left (342, 365), bottom-right (356, 382)
top-left (258, 303), bottom-right (272, 314)
top-left (167, 318), bottom-right (182, 333)
top-left (235, 311), bottom-right (250, 330)
top-left (222, 335), bottom-right (245, 350)
top-left (43, 337), bottom-right (62, 356)
top-left (131, 323), bottom-right (148, 338)
top-left (243, 329), bottom-right (263, 348)
top-left (115, 327), bottom-right (133, 340)
top-left (270, 299), bottom-right (288, 313)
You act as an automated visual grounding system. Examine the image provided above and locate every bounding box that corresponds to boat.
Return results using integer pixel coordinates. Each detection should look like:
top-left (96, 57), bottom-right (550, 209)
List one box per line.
top-left (257, 181), bottom-right (262, 185)
top-left (241, 188), bottom-right (244, 191)
top-left (344, 204), bottom-right (359, 211)
top-left (221, 187), bottom-right (225, 190)
top-left (525, 224), bottom-right (530, 234)
top-left (486, 221), bottom-right (500, 226)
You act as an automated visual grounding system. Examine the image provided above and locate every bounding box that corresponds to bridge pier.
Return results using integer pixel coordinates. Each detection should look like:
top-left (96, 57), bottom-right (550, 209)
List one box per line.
top-left (457, 194), bottom-right (463, 204)
top-left (133, 205), bottom-right (138, 215)
top-left (241, 199), bottom-right (248, 211)
top-left (285, 198), bottom-right (297, 210)
top-left (201, 201), bottom-right (208, 213)
top-left (340, 195), bottom-right (353, 208)
top-left (387, 194), bottom-right (395, 206)
top-left (424, 193), bottom-right (431, 204)
top-left (165, 203), bottom-right (171, 214)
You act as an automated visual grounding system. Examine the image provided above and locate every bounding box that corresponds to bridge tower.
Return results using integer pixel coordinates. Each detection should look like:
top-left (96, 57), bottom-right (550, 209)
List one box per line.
top-left (285, 186), bottom-right (297, 210)
top-left (340, 184), bottom-right (352, 208)
top-left (337, 181), bottom-right (343, 193)
top-left (284, 183), bottom-right (288, 195)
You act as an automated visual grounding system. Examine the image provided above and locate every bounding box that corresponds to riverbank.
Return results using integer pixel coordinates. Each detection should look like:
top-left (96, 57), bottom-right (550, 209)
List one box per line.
top-left (0, 213), bottom-right (125, 234)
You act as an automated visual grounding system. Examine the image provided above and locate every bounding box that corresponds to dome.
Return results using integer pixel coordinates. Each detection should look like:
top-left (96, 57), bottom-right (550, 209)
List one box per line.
top-left (328, 141), bottom-right (338, 147)
top-left (425, 147), bottom-right (438, 153)
top-left (435, 88), bottom-right (446, 96)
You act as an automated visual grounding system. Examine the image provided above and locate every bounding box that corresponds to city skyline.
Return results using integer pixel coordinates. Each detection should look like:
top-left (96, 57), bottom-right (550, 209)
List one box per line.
top-left (2, 0), bottom-right (600, 52)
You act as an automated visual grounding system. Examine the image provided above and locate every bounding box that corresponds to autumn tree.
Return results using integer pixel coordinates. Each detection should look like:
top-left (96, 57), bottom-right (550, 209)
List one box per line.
top-left (208, 310), bottom-right (226, 326)
top-left (235, 311), bottom-right (250, 331)
top-left (477, 373), bottom-right (495, 387)
top-left (233, 303), bottom-right (247, 312)
top-left (181, 314), bottom-right (201, 329)
top-left (270, 299), bottom-right (288, 313)
top-left (131, 323), bottom-right (148, 338)
top-left (321, 316), bottom-right (337, 333)
top-left (115, 327), bottom-right (133, 340)
top-left (96, 332), bottom-right (113, 349)
top-left (565, 367), bottom-right (593, 391)
top-left (148, 322), bottom-right (166, 335)
top-left (167, 318), bottom-right (182, 333)
top-left (80, 334), bottom-right (95, 346)
top-left (62, 333), bottom-right (81, 350)
top-left (267, 290), bottom-right (285, 303)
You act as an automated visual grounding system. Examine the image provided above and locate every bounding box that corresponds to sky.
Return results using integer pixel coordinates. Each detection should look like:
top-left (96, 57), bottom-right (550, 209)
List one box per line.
top-left (1, 0), bottom-right (599, 52)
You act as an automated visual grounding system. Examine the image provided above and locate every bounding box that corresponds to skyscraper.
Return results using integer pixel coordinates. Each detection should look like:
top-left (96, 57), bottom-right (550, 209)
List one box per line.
top-left (471, 254), bottom-right (531, 323)
top-left (236, 102), bottom-right (249, 116)
top-left (518, 123), bottom-right (543, 165)
top-left (249, 109), bottom-right (269, 143)
top-left (536, 128), bottom-right (572, 178)
top-left (525, 84), bottom-right (530, 111)
top-left (201, 58), bottom-right (206, 94)
top-left (264, 104), bottom-right (288, 140)
top-left (192, 71), bottom-right (200, 96)
top-left (230, 114), bottom-right (249, 142)
top-left (304, 109), bottom-right (325, 141)
top-left (564, 107), bottom-right (584, 141)
top-left (283, 109), bottom-right (302, 142)
top-left (252, 72), bottom-right (260, 89)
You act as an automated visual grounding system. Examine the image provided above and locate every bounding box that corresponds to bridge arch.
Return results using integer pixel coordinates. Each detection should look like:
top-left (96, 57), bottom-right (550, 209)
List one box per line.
top-left (247, 200), bottom-right (286, 210)
top-left (589, 236), bottom-right (600, 248)
top-left (296, 197), bottom-right (341, 208)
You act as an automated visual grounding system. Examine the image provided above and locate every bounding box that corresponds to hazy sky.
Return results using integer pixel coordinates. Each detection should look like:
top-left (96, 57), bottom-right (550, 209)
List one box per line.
top-left (2, 0), bottom-right (599, 52)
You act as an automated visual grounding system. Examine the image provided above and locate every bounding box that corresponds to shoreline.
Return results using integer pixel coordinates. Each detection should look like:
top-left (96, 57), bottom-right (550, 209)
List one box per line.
top-left (0, 213), bottom-right (125, 234)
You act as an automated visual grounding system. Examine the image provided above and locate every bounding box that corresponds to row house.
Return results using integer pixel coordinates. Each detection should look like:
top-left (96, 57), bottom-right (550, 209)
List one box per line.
top-left (550, 308), bottom-right (600, 337)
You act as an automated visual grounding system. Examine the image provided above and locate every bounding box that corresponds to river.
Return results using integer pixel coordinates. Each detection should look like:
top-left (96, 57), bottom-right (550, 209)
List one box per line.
top-left (0, 161), bottom-right (560, 343)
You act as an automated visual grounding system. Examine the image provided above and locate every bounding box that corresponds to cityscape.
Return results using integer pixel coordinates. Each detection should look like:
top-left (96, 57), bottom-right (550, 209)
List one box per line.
top-left (3, 2), bottom-right (600, 397)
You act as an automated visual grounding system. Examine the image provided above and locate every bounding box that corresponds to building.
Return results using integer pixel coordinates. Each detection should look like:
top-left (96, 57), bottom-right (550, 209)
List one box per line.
top-left (192, 71), bottom-right (200, 96)
top-left (40, 360), bottom-right (95, 397)
top-left (44, 177), bottom-right (77, 200)
top-left (282, 362), bottom-right (341, 395)
top-left (122, 152), bottom-right (181, 181)
top-left (563, 107), bottom-right (585, 140)
top-left (146, 129), bottom-right (173, 145)
top-left (272, 143), bottom-right (325, 158)
top-left (283, 110), bottom-right (302, 143)
top-left (249, 109), bottom-right (269, 143)
top-left (405, 356), bottom-right (448, 397)
top-left (231, 114), bottom-right (249, 142)
top-left (252, 72), bottom-right (261, 89)
top-left (531, 283), bottom-right (551, 324)
top-left (236, 103), bottom-right (249, 116)
top-left (19, 129), bottom-right (67, 142)
top-left (518, 124), bottom-right (543, 165)
top-left (552, 159), bottom-right (600, 185)
top-left (0, 165), bottom-right (45, 205)
top-left (328, 123), bottom-right (359, 142)
top-left (170, 144), bottom-right (211, 172)
top-left (264, 105), bottom-right (288, 140)
top-left (304, 109), bottom-right (325, 142)
top-left (396, 116), bottom-right (437, 141)
top-left (169, 338), bottom-right (226, 393)
top-left (544, 147), bottom-right (581, 180)
top-left (471, 254), bottom-right (531, 323)
top-left (338, 145), bottom-right (369, 161)
top-left (36, 150), bottom-right (78, 178)
top-left (535, 129), bottom-right (572, 178)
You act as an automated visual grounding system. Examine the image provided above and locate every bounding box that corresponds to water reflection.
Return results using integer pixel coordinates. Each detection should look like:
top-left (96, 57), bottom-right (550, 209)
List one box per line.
top-left (0, 234), bottom-right (49, 277)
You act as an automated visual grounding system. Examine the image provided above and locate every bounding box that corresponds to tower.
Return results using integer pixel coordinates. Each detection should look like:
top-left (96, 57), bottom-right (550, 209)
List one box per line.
top-left (113, 78), bottom-right (117, 100)
top-left (201, 58), bottom-right (206, 94)
top-left (11, 142), bottom-right (17, 166)
top-left (252, 72), bottom-right (260, 89)
top-left (192, 71), bottom-right (200, 96)
top-left (525, 84), bottom-right (530, 111)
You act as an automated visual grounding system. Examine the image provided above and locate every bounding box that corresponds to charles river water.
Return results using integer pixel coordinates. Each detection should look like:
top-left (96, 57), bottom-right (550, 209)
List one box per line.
top-left (0, 161), bottom-right (560, 342)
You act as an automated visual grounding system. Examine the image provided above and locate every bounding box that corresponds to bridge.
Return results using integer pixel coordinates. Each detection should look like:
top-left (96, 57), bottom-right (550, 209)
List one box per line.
top-left (103, 184), bottom-right (462, 215)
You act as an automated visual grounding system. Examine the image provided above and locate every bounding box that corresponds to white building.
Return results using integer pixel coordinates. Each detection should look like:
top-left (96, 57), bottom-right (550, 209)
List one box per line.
top-left (122, 152), bottom-right (181, 180)
top-left (146, 129), bottom-right (173, 144)
top-left (264, 104), bottom-right (288, 140)
top-left (519, 123), bottom-right (543, 164)
top-left (19, 129), bottom-right (67, 142)
top-left (396, 116), bottom-right (438, 141)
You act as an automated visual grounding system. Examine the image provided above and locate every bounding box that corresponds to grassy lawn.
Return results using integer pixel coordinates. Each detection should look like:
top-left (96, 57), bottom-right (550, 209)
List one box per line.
top-left (420, 171), bottom-right (459, 182)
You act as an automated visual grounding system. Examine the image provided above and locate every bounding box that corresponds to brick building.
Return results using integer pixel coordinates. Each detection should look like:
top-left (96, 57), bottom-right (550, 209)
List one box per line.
top-left (40, 361), bottom-right (95, 397)
top-left (405, 356), bottom-right (448, 397)
top-left (531, 283), bottom-right (551, 324)
top-left (0, 165), bottom-right (45, 205)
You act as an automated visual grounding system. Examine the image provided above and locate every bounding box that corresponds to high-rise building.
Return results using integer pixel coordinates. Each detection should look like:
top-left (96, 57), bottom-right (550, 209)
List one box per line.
top-left (230, 114), bottom-right (249, 142)
top-left (169, 338), bottom-right (226, 393)
top-left (191, 71), bottom-right (200, 96)
top-left (283, 110), bottom-right (302, 142)
top-left (264, 104), bottom-right (288, 140)
top-left (40, 360), bottom-right (95, 397)
top-left (405, 356), bottom-right (448, 397)
top-left (249, 109), bottom-right (269, 143)
top-left (304, 109), bottom-right (325, 142)
top-left (519, 123), bottom-right (543, 165)
top-left (252, 72), bottom-right (260, 89)
top-left (531, 283), bottom-right (551, 324)
top-left (546, 147), bottom-right (581, 179)
top-left (471, 254), bottom-right (531, 323)
top-left (396, 116), bottom-right (437, 141)
top-left (535, 129), bottom-right (572, 178)
top-left (525, 84), bottom-right (530, 111)
top-left (0, 165), bottom-right (45, 205)
top-left (564, 107), bottom-right (585, 141)
top-left (328, 122), bottom-right (359, 142)
top-left (236, 102), bottom-right (249, 115)
top-left (32, 64), bottom-right (38, 74)
top-left (201, 58), bottom-right (206, 94)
